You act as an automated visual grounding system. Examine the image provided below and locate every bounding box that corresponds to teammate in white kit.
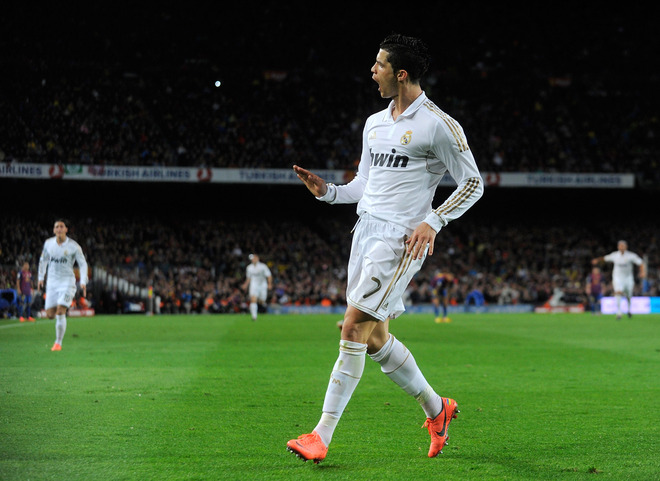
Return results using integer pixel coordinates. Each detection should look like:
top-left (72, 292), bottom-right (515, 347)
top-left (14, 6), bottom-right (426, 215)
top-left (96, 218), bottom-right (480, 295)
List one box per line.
top-left (287, 34), bottom-right (483, 463)
top-left (242, 254), bottom-right (272, 321)
top-left (592, 240), bottom-right (646, 319)
top-left (37, 219), bottom-right (88, 351)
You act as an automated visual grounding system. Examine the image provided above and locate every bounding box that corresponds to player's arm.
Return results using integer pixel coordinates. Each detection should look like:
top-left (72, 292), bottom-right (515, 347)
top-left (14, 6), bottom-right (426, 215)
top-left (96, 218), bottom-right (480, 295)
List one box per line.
top-left (427, 163), bottom-right (483, 231)
top-left (409, 126), bottom-right (483, 259)
top-left (293, 163), bottom-right (367, 204)
top-left (264, 266), bottom-right (273, 290)
top-left (242, 270), bottom-right (250, 290)
top-left (601, 253), bottom-right (617, 265)
top-left (427, 123), bottom-right (483, 230)
top-left (75, 244), bottom-right (89, 297)
top-left (637, 257), bottom-right (646, 279)
top-left (37, 244), bottom-right (49, 290)
top-left (328, 124), bottom-right (372, 204)
top-left (293, 121), bottom-right (370, 204)
top-left (293, 165), bottom-right (328, 197)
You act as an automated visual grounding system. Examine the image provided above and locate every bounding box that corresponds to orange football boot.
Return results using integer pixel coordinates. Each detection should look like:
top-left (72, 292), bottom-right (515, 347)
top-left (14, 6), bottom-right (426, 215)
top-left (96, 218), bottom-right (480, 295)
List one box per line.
top-left (286, 431), bottom-right (327, 464)
top-left (423, 397), bottom-right (459, 457)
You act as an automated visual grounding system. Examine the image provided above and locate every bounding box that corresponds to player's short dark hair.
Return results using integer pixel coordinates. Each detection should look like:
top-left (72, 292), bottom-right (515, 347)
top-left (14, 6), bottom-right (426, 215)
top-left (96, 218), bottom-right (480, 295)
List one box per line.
top-left (54, 218), bottom-right (69, 227)
top-left (379, 33), bottom-right (430, 83)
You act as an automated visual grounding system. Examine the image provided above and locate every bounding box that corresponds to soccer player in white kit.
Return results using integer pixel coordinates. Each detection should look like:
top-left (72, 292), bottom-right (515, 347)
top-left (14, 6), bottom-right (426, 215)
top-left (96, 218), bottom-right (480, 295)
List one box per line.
top-left (592, 240), bottom-right (646, 319)
top-left (37, 219), bottom-right (88, 351)
top-left (241, 254), bottom-right (272, 321)
top-left (287, 34), bottom-right (483, 463)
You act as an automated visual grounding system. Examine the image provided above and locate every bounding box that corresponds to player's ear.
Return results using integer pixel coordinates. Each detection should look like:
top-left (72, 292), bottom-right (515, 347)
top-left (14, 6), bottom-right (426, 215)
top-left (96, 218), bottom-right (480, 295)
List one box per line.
top-left (396, 69), bottom-right (408, 81)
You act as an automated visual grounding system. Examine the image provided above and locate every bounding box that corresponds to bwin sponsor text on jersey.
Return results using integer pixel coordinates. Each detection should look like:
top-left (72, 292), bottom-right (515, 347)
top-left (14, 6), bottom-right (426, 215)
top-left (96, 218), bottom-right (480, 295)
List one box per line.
top-left (50, 258), bottom-right (70, 264)
top-left (369, 149), bottom-right (409, 168)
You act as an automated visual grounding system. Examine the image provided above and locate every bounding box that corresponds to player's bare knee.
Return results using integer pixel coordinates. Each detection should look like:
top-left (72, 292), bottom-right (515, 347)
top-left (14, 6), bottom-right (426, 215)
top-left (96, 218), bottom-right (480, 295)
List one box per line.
top-left (366, 326), bottom-right (390, 354)
top-left (340, 318), bottom-right (378, 345)
top-left (339, 322), bottom-right (361, 343)
top-left (340, 321), bottom-right (375, 345)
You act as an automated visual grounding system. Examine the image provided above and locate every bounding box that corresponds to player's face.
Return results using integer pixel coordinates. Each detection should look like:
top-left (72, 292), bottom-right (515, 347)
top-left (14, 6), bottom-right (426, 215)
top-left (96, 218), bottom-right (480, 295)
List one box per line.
top-left (371, 49), bottom-right (398, 98)
top-left (618, 241), bottom-right (627, 252)
top-left (53, 221), bottom-right (68, 239)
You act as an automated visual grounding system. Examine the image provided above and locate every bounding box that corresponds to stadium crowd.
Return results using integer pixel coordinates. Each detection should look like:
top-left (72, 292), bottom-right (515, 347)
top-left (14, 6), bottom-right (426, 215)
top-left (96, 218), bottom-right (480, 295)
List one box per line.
top-left (2, 7), bottom-right (658, 317)
top-left (1, 7), bottom-right (658, 185)
top-left (1, 212), bottom-right (656, 317)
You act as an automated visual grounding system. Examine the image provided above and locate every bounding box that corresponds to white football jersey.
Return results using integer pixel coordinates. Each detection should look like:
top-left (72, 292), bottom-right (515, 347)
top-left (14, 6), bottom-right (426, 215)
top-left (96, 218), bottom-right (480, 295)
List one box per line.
top-left (320, 92), bottom-right (483, 233)
top-left (246, 262), bottom-right (272, 288)
top-left (38, 236), bottom-right (88, 288)
top-left (603, 250), bottom-right (643, 280)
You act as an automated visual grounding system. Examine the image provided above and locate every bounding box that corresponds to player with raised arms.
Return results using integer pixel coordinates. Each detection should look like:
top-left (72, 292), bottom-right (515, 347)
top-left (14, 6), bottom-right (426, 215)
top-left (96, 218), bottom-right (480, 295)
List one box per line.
top-left (592, 240), bottom-right (645, 319)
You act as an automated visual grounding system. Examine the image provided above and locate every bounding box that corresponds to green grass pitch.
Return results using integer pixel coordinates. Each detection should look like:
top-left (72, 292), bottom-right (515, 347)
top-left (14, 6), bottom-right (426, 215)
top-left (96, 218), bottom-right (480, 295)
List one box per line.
top-left (1, 312), bottom-right (659, 480)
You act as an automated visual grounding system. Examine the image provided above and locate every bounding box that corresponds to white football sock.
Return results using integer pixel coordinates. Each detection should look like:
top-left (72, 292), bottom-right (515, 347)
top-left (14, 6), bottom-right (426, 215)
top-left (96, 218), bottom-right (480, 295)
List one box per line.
top-left (369, 334), bottom-right (443, 419)
top-left (314, 339), bottom-right (367, 447)
top-left (615, 295), bottom-right (622, 316)
top-left (249, 302), bottom-right (258, 320)
top-left (55, 314), bottom-right (67, 345)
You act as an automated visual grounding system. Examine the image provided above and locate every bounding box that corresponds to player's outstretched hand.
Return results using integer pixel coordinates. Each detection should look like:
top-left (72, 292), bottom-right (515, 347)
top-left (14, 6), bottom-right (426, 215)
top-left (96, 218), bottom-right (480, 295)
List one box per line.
top-left (406, 222), bottom-right (436, 260)
top-left (293, 165), bottom-right (327, 197)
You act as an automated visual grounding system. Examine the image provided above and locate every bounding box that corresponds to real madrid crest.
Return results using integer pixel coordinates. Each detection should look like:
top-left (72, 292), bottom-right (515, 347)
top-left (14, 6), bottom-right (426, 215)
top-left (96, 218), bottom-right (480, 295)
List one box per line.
top-left (400, 130), bottom-right (412, 145)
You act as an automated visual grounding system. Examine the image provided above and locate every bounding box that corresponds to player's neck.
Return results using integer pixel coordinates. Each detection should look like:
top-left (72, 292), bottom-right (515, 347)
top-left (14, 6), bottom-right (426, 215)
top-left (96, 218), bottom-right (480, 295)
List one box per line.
top-left (391, 86), bottom-right (423, 120)
top-left (56, 235), bottom-right (67, 245)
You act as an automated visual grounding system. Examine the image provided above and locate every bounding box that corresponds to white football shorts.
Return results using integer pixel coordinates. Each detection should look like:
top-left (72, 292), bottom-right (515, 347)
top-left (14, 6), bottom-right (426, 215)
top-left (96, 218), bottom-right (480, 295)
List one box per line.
top-left (45, 284), bottom-right (77, 310)
top-left (346, 213), bottom-right (427, 321)
top-left (612, 276), bottom-right (634, 296)
top-left (249, 283), bottom-right (268, 302)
